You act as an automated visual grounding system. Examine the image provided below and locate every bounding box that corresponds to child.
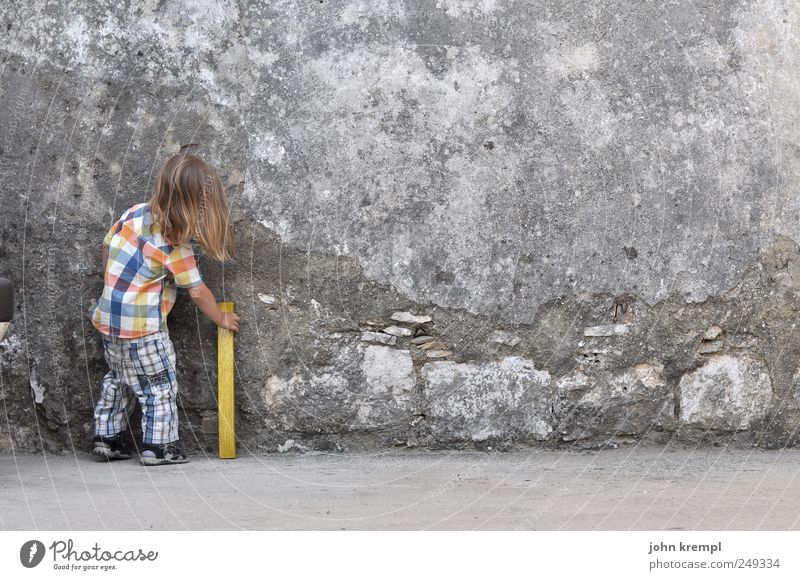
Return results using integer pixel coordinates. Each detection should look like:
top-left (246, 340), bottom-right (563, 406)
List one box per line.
top-left (90, 152), bottom-right (240, 466)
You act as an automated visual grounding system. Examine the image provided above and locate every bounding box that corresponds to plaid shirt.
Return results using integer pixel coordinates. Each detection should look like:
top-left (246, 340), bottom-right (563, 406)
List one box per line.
top-left (91, 202), bottom-right (204, 338)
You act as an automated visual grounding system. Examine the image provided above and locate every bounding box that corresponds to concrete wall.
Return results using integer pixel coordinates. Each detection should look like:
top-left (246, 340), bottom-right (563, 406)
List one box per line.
top-left (2, 0), bottom-right (800, 453)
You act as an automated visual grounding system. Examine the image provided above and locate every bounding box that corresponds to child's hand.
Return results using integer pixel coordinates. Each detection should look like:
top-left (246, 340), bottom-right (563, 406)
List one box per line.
top-left (187, 283), bottom-right (240, 331)
top-left (219, 312), bottom-right (240, 332)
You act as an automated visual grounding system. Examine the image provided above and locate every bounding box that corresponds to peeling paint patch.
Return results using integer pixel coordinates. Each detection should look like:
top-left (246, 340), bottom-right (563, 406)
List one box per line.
top-left (252, 133), bottom-right (286, 166)
top-left (436, 0), bottom-right (502, 18)
top-left (544, 43), bottom-right (600, 76)
top-left (340, 0), bottom-right (406, 25)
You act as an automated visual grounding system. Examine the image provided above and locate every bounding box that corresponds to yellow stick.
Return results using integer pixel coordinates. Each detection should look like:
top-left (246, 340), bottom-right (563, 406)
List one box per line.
top-left (217, 302), bottom-right (236, 459)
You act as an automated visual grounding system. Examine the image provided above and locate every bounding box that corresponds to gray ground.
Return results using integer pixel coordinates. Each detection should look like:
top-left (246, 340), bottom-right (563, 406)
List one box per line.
top-left (2, 446), bottom-right (800, 530)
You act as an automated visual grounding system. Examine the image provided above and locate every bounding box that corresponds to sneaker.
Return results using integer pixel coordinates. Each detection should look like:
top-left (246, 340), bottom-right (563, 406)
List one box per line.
top-left (92, 434), bottom-right (132, 461)
top-left (140, 441), bottom-right (189, 466)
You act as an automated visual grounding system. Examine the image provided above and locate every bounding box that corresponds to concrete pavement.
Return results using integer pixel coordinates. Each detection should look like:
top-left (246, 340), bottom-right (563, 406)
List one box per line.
top-left (3, 446), bottom-right (800, 530)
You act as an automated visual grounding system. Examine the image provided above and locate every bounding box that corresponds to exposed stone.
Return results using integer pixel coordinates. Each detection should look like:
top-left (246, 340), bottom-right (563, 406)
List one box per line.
top-left (257, 293), bottom-right (277, 306)
top-left (421, 356), bottom-right (554, 441)
top-left (698, 340), bottom-right (724, 354)
top-left (678, 354), bottom-right (772, 431)
top-left (575, 346), bottom-right (618, 370)
top-left (728, 334), bottom-right (758, 349)
top-left (703, 325), bottom-right (723, 341)
top-left (487, 330), bottom-right (521, 347)
top-left (556, 371), bottom-right (591, 393)
top-left (583, 324), bottom-right (630, 337)
top-left (360, 346), bottom-right (416, 423)
top-left (789, 368), bottom-right (800, 409)
top-left (383, 325), bottom-right (414, 337)
top-left (360, 331), bottom-right (397, 346)
top-left (390, 311), bottom-right (433, 324)
top-left (276, 439), bottom-right (310, 453)
top-left (277, 439), bottom-right (295, 453)
top-left (425, 349), bottom-right (453, 358)
top-left (262, 342), bottom-right (416, 432)
top-left (411, 335), bottom-right (435, 345)
top-left (29, 367), bottom-right (44, 404)
top-left (555, 362), bottom-right (672, 441)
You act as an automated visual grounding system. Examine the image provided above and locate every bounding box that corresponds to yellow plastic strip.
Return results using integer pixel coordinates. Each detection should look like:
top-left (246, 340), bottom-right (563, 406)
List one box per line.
top-left (217, 302), bottom-right (236, 459)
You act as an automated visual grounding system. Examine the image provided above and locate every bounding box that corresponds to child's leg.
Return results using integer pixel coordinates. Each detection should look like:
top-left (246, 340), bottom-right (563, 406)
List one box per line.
top-left (94, 339), bottom-right (136, 438)
top-left (124, 332), bottom-right (179, 445)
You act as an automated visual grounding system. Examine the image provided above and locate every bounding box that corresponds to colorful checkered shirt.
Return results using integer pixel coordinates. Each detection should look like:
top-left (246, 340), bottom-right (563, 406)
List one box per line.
top-left (91, 202), bottom-right (204, 338)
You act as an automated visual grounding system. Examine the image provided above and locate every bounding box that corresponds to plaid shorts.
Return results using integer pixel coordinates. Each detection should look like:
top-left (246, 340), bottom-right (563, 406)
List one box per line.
top-left (94, 330), bottom-right (179, 445)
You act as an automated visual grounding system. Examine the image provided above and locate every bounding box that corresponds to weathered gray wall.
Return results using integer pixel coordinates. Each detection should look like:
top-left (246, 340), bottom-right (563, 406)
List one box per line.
top-left (2, 0), bottom-right (800, 454)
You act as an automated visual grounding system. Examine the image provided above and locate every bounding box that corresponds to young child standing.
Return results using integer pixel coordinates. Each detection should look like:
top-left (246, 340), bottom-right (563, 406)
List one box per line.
top-left (90, 152), bottom-right (240, 466)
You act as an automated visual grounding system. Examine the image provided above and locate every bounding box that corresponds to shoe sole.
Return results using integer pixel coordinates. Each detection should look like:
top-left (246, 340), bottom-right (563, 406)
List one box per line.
top-left (140, 456), bottom-right (189, 466)
top-left (92, 448), bottom-right (132, 461)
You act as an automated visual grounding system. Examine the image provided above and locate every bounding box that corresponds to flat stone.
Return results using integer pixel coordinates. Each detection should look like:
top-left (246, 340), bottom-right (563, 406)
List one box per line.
top-left (698, 340), bottom-right (723, 354)
top-left (390, 311), bottom-right (433, 324)
top-left (257, 293), bottom-right (276, 305)
top-left (421, 356), bottom-right (554, 441)
top-left (383, 325), bottom-right (414, 337)
top-left (277, 439), bottom-right (295, 453)
top-left (583, 324), bottom-right (630, 337)
top-left (29, 368), bottom-right (44, 404)
top-left (360, 331), bottom-right (397, 346)
top-left (411, 335), bottom-right (435, 345)
top-left (425, 349), bottom-right (453, 358)
top-left (487, 329), bottom-right (521, 347)
top-left (277, 439), bottom-right (310, 453)
top-left (362, 345), bottom-right (415, 398)
top-left (678, 354), bottom-right (772, 431)
top-left (419, 341), bottom-right (448, 350)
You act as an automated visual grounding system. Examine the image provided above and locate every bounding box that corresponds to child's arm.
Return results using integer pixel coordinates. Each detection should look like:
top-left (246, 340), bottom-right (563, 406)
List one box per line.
top-left (166, 243), bottom-right (239, 331)
top-left (187, 283), bottom-right (240, 331)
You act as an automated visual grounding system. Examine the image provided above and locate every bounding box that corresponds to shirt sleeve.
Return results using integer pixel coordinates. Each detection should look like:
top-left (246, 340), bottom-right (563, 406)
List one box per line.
top-left (102, 221), bottom-right (119, 246)
top-left (103, 205), bottom-right (136, 246)
top-left (165, 244), bottom-right (204, 288)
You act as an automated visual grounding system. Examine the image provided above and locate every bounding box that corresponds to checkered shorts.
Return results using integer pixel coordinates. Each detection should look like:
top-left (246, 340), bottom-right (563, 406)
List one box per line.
top-left (94, 330), bottom-right (179, 445)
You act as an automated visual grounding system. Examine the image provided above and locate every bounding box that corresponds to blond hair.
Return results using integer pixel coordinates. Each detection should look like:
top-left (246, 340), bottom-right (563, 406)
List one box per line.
top-left (148, 153), bottom-right (234, 262)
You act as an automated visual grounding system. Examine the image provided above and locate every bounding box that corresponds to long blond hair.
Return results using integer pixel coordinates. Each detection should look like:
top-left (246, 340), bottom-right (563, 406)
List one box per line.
top-left (149, 153), bottom-right (234, 262)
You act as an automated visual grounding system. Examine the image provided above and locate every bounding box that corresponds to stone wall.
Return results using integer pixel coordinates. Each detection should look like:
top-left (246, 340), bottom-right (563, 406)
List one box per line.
top-left (2, 0), bottom-right (800, 453)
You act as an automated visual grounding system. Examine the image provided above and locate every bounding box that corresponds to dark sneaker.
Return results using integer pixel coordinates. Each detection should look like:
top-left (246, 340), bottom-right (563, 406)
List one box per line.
top-left (140, 441), bottom-right (189, 466)
top-left (92, 434), bottom-right (132, 461)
